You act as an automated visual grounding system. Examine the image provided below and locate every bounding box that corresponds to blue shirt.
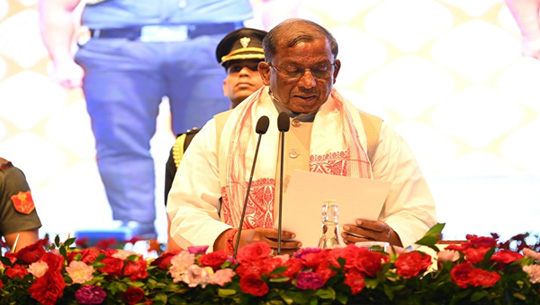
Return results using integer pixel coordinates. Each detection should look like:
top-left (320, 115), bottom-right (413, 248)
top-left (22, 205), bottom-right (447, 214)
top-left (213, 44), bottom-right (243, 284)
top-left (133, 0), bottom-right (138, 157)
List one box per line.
top-left (82, 0), bottom-right (253, 28)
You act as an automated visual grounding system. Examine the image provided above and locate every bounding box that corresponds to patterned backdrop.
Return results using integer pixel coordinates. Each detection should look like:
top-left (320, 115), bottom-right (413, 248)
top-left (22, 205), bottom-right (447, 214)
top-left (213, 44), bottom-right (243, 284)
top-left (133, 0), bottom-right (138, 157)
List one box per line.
top-left (1, 0), bottom-right (539, 243)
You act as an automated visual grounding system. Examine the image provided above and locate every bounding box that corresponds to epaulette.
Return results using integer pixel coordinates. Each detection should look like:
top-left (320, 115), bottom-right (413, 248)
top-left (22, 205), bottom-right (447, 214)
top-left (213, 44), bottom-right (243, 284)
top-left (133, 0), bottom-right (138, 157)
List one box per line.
top-left (0, 157), bottom-right (13, 170)
top-left (172, 128), bottom-right (200, 168)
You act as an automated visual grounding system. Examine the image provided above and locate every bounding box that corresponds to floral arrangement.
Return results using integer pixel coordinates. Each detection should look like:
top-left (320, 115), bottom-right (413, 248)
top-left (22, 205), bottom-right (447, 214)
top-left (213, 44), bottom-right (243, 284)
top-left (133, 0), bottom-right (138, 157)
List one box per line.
top-left (1, 223), bottom-right (539, 305)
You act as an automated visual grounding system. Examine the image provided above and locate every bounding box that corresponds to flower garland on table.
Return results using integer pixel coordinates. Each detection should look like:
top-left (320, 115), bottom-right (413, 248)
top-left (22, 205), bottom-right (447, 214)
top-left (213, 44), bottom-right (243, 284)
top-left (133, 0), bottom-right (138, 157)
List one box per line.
top-left (0, 223), bottom-right (539, 305)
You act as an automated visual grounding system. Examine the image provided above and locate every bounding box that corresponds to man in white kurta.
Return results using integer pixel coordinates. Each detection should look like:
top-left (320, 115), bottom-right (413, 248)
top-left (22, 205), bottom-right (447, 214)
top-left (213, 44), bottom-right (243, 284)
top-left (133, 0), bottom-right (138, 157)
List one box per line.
top-left (167, 18), bottom-right (437, 254)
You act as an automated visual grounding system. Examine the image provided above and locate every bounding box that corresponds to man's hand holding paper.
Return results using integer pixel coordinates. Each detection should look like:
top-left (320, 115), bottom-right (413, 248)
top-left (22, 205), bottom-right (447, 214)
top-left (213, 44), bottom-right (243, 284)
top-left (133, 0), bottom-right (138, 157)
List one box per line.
top-left (341, 219), bottom-right (403, 247)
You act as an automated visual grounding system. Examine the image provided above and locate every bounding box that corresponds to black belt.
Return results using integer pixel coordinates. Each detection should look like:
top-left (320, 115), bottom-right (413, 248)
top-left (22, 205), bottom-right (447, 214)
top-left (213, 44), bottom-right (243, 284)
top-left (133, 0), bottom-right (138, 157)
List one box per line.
top-left (89, 22), bottom-right (240, 40)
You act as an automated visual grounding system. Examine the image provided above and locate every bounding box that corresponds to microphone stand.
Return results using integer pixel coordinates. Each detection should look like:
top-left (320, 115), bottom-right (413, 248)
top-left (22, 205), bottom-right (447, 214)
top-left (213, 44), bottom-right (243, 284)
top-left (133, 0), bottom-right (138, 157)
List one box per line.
top-left (233, 116), bottom-right (269, 258)
top-left (277, 112), bottom-right (290, 255)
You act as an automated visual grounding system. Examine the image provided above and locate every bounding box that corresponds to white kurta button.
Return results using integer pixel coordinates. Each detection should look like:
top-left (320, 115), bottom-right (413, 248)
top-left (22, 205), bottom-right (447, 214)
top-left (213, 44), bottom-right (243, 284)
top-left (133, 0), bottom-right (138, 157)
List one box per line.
top-left (289, 150), bottom-right (299, 158)
top-left (291, 119), bottom-right (301, 127)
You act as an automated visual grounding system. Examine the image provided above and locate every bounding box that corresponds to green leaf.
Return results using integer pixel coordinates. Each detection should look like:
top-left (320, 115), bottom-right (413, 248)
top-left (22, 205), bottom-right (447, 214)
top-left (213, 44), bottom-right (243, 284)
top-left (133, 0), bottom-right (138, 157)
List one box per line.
top-left (55, 235), bottom-right (61, 247)
top-left (383, 284), bottom-right (395, 301)
top-left (415, 223), bottom-right (445, 252)
top-left (270, 275), bottom-right (291, 283)
top-left (336, 293), bottom-right (348, 304)
top-left (337, 257), bottom-right (346, 268)
top-left (0, 255), bottom-right (12, 266)
top-left (424, 222), bottom-right (446, 237)
top-left (480, 247), bottom-right (495, 266)
top-left (59, 246), bottom-right (67, 257)
top-left (127, 254), bottom-right (139, 261)
top-left (270, 266), bottom-right (288, 275)
top-left (470, 291), bottom-right (487, 302)
top-left (280, 291), bottom-right (294, 305)
top-left (513, 292), bottom-right (527, 301)
top-left (64, 237), bottom-right (77, 247)
top-left (218, 288), bottom-right (237, 297)
top-left (283, 290), bottom-right (311, 304)
top-left (364, 277), bottom-right (379, 289)
top-left (314, 287), bottom-right (335, 299)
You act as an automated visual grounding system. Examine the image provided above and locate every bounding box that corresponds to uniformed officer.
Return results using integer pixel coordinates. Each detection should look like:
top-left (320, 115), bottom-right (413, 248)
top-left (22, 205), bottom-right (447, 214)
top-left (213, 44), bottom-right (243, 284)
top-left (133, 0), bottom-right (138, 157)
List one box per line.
top-left (0, 158), bottom-right (42, 251)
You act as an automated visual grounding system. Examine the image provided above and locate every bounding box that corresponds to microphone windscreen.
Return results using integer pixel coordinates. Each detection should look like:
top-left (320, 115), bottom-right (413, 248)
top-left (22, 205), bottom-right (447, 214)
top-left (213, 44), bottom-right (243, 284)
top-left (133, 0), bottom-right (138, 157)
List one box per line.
top-left (277, 112), bottom-right (290, 132)
top-left (255, 116), bottom-right (270, 134)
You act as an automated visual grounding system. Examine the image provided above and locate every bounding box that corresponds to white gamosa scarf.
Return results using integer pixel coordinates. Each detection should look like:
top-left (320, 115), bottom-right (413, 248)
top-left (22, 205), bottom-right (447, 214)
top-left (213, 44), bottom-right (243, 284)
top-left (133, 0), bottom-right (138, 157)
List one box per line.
top-left (218, 86), bottom-right (372, 229)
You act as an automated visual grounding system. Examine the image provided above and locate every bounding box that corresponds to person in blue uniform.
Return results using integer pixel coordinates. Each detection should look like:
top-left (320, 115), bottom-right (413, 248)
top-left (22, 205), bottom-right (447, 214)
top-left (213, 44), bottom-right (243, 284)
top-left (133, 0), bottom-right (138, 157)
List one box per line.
top-left (38, 0), bottom-right (255, 239)
top-left (164, 27), bottom-right (267, 249)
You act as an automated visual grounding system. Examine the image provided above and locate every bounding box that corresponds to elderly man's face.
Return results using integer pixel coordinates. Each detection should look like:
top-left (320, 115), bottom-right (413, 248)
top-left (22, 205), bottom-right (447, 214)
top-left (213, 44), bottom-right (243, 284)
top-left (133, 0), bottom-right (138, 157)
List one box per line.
top-left (260, 37), bottom-right (340, 113)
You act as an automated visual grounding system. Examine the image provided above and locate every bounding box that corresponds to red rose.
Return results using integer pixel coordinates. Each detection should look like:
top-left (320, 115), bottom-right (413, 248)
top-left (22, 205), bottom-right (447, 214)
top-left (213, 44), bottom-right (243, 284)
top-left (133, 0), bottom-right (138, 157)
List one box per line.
top-left (236, 242), bottom-right (272, 264)
top-left (16, 239), bottom-right (46, 264)
top-left (151, 250), bottom-right (181, 270)
top-left (351, 247), bottom-right (386, 277)
top-left (98, 257), bottom-right (124, 278)
top-left (239, 273), bottom-right (269, 296)
top-left (466, 235), bottom-right (497, 249)
top-left (328, 247), bottom-right (349, 268)
top-left (490, 249), bottom-right (523, 266)
top-left (451, 262), bottom-right (473, 288)
top-left (279, 257), bottom-right (303, 279)
top-left (236, 259), bottom-right (267, 277)
top-left (5, 264), bottom-right (29, 279)
top-left (344, 268), bottom-right (365, 295)
top-left (469, 268), bottom-right (500, 287)
top-left (28, 271), bottom-right (66, 305)
top-left (315, 260), bottom-right (335, 283)
top-left (395, 251), bottom-right (432, 278)
top-left (303, 249), bottom-right (331, 269)
top-left (445, 243), bottom-right (470, 252)
top-left (0, 279), bottom-right (2, 290)
top-left (39, 252), bottom-right (65, 272)
top-left (463, 247), bottom-right (490, 264)
top-left (4, 251), bottom-right (17, 264)
top-left (124, 256), bottom-right (149, 281)
top-left (262, 257), bottom-right (283, 277)
top-left (122, 287), bottom-right (145, 305)
top-left (199, 250), bottom-right (229, 270)
top-left (78, 248), bottom-right (102, 264)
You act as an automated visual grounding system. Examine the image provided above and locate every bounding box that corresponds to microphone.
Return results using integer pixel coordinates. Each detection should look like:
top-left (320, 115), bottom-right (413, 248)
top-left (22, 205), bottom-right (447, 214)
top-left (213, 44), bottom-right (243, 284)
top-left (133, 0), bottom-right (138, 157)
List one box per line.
top-left (276, 112), bottom-right (290, 255)
top-left (233, 115), bottom-right (270, 258)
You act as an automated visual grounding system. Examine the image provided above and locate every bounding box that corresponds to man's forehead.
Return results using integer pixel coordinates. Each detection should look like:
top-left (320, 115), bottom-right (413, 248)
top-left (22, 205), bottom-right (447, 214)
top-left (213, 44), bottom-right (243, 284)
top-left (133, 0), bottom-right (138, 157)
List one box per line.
top-left (274, 40), bottom-right (334, 62)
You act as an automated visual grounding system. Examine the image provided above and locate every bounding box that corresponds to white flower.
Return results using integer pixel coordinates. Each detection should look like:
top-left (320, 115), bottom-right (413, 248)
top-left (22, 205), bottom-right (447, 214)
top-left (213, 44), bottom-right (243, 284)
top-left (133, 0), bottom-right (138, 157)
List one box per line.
top-left (27, 261), bottom-right (49, 278)
top-left (523, 265), bottom-right (540, 284)
top-left (66, 260), bottom-right (95, 284)
top-left (180, 265), bottom-right (212, 288)
top-left (169, 251), bottom-right (195, 282)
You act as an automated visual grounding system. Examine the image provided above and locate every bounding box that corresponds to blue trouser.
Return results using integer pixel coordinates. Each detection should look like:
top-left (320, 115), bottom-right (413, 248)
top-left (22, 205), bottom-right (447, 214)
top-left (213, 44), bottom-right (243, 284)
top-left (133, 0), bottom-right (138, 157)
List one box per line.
top-left (75, 35), bottom-right (229, 224)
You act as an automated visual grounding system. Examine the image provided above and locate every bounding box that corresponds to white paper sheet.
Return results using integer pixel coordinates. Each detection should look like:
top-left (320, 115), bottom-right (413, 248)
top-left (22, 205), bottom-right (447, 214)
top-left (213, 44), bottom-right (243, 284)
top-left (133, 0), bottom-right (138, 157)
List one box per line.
top-left (278, 170), bottom-right (391, 248)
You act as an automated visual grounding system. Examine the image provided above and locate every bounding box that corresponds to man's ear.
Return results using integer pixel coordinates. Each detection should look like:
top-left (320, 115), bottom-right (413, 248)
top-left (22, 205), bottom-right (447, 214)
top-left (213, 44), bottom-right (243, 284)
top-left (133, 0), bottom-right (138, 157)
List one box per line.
top-left (258, 61), bottom-right (271, 86)
top-left (332, 59), bottom-right (341, 85)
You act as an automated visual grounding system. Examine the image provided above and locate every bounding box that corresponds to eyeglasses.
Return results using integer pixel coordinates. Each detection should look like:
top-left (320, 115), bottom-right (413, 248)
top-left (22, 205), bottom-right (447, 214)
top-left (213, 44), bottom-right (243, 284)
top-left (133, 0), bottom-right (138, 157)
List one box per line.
top-left (227, 62), bottom-right (259, 74)
top-left (269, 62), bottom-right (336, 80)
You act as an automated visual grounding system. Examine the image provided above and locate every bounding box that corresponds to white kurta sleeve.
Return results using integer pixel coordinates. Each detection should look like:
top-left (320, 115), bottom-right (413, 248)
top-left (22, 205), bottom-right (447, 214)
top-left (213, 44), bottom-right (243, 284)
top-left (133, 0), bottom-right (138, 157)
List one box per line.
top-left (371, 123), bottom-right (437, 248)
top-left (166, 119), bottom-right (232, 250)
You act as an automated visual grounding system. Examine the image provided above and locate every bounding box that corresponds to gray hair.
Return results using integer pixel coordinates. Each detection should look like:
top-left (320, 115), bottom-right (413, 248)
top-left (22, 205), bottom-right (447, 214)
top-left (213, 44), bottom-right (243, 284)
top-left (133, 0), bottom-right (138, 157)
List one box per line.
top-left (262, 18), bottom-right (339, 64)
